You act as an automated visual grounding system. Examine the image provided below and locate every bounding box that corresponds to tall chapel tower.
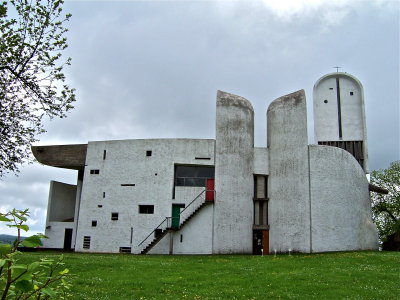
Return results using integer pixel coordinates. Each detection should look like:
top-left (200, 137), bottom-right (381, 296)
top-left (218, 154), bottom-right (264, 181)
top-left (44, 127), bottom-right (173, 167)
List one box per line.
top-left (313, 72), bottom-right (368, 172)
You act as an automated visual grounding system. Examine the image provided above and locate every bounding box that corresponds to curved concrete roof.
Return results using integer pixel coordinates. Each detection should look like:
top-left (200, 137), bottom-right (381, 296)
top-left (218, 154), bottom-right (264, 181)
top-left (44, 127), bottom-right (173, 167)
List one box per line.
top-left (31, 144), bottom-right (87, 170)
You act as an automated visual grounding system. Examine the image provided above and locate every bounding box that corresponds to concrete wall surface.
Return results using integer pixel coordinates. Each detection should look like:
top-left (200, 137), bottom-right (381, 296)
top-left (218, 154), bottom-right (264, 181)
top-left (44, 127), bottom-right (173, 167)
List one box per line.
top-left (172, 203), bottom-right (214, 254)
top-left (254, 147), bottom-right (269, 175)
top-left (74, 138), bottom-right (215, 253)
top-left (48, 181), bottom-right (77, 222)
top-left (43, 222), bottom-right (75, 249)
top-left (213, 90), bottom-right (254, 254)
top-left (267, 90), bottom-right (311, 253)
top-left (309, 145), bottom-right (378, 252)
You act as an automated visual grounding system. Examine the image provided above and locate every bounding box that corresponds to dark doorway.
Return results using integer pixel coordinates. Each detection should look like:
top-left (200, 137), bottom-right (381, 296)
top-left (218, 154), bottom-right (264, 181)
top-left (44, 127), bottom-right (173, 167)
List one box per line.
top-left (63, 228), bottom-right (73, 250)
top-left (253, 230), bottom-right (269, 255)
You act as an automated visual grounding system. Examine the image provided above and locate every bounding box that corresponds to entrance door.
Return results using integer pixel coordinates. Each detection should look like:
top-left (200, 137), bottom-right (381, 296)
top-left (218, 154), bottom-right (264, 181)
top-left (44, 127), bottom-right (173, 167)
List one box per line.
top-left (253, 230), bottom-right (262, 255)
top-left (63, 228), bottom-right (73, 250)
top-left (171, 204), bottom-right (185, 229)
top-left (205, 178), bottom-right (215, 201)
top-left (252, 230), bottom-right (269, 255)
top-left (262, 230), bottom-right (269, 255)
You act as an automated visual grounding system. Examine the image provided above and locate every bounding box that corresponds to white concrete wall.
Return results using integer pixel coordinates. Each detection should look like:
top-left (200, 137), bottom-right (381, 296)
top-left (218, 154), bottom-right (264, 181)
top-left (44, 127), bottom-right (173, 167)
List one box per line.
top-left (74, 138), bottom-right (215, 253)
top-left (309, 145), bottom-right (378, 252)
top-left (42, 222), bottom-right (75, 248)
top-left (48, 181), bottom-right (76, 222)
top-left (173, 203), bottom-right (213, 254)
top-left (254, 147), bottom-right (269, 175)
top-left (213, 90), bottom-right (254, 254)
top-left (267, 90), bottom-right (311, 253)
top-left (43, 181), bottom-right (77, 249)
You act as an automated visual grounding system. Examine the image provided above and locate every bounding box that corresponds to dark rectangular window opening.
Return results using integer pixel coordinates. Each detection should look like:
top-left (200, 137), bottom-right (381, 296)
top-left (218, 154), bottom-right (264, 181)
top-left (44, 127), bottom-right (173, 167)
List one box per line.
top-left (180, 234), bottom-right (183, 243)
top-left (103, 192), bottom-right (105, 198)
top-left (174, 165), bottom-right (215, 187)
top-left (350, 91), bottom-right (354, 96)
top-left (119, 247), bottom-right (131, 253)
top-left (90, 169), bottom-right (100, 175)
top-left (146, 150), bottom-right (152, 157)
top-left (111, 212), bottom-right (119, 220)
top-left (329, 87), bottom-right (334, 90)
top-left (83, 236), bottom-right (91, 249)
top-left (98, 205), bottom-right (103, 208)
top-left (92, 220), bottom-right (97, 227)
top-left (103, 150), bottom-right (107, 160)
top-left (121, 184), bottom-right (135, 187)
top-left (139, 205), bottom-right (154, 214)
top-left (173, 165), bottom-right (215, 199)
top-left (195, 157), bottom-right (211, 160)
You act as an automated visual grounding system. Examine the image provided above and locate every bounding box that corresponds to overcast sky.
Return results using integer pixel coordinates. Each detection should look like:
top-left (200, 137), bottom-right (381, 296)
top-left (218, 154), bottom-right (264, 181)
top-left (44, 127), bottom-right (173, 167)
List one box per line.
top-left (1, 0), bottom-right (399, 235)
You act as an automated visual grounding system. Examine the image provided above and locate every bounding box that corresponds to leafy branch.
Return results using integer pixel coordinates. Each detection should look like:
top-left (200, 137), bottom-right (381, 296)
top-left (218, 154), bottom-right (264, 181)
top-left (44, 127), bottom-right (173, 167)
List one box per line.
top-left (0, 209), bottom-right (71, 299)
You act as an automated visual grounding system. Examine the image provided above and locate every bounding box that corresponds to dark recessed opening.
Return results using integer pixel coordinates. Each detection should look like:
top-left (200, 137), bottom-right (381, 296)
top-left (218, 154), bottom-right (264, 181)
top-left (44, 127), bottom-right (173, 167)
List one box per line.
top-left (350, 91), bottom-right (354, 95)
top-left (146, 150), bottom-right (152, 157)
top-left (92, 220), bottom-right (97, 227)
top-left (329, 87), bottom-right (334, 90)
top-left (103, 150), bottom-right (106, 160)
top-left (139, 205), bottom-right (154, 214)
top-left (90, 169), bottom-right (100, 175)
top-left (103, 192), bottom-right (105, 198)
top-left (98, 205), bottom-right (103, 208)
top-left (111, 212), bottom-right (119, 220)
top-left (324, 100), bottom-right (328, 103)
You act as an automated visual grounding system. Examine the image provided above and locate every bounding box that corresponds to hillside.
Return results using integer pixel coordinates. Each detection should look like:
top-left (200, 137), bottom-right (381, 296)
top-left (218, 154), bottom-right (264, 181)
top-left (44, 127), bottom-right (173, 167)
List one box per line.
top-left (0, 234), bottom-right (26, 244)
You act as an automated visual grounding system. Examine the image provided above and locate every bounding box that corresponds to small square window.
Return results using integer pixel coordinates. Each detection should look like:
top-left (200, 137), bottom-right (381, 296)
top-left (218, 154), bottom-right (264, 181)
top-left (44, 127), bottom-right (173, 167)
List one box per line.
top-left (139, 205), bottom-right (154, 214)
top-left (350, 91), bottom-right (354, 96)
top-left (90, 169), bottom-right (100, 175)
top-left (92, 220), bottom-right (97, 227)
top-left (146, 150), bottom-right (152, 157)
top-left (111, 212), bottom-right (119, 220)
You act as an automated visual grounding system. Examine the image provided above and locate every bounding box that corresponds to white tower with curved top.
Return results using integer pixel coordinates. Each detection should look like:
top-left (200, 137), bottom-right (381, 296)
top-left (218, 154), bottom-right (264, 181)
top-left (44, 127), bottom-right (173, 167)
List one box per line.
top-left (313, 72), bottom-right (368, 172)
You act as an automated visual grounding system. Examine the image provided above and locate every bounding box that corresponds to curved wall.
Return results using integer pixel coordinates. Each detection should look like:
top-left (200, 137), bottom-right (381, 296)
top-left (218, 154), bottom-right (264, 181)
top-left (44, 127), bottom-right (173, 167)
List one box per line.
top-left (213, 90), bottom-right (254, 254)
top-left (309, 145), bottom-right (378, 252)
top-left (267, 90), bottom-right (311, 253)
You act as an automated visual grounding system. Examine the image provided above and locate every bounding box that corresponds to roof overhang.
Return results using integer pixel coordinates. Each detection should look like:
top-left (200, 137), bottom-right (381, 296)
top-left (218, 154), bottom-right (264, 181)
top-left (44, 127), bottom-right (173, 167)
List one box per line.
top-left (31, 144), bottom-right (87, 170)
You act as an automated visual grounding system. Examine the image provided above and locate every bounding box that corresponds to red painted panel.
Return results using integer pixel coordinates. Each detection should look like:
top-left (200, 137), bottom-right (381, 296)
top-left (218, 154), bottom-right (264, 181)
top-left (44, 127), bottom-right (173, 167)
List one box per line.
top-left (205, 178), bottom-right (215, 201)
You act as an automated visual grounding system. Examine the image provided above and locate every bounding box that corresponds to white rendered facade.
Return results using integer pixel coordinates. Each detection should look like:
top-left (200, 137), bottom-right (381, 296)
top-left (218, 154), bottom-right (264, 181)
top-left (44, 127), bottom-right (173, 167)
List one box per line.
top-left (33, 73), bottom-right (378, 254)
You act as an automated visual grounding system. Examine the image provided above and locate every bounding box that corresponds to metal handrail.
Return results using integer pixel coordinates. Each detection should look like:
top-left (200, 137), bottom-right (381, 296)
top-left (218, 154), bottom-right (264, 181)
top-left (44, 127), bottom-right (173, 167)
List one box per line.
top-left (138, 217), bottom-right (170, 247)
top-left (178, 189), bottom-right (205, 216)
top-left (137, 188), bottom-right (215, 249)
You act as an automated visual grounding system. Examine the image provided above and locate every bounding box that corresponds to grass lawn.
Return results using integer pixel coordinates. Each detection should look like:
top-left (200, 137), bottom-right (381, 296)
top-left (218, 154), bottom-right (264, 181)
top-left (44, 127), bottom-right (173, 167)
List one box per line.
top-left (17, 251), bottom-right (399, 299)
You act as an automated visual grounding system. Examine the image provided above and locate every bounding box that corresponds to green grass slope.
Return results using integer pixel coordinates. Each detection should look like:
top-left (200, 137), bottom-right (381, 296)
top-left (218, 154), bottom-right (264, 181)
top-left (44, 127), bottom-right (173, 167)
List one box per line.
top-left (17, 251), bottom-right (399, 299)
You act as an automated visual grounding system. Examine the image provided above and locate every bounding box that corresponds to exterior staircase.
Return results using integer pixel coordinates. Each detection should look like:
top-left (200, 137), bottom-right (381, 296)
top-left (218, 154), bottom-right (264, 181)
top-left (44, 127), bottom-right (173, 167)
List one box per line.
top-left (138, 189), bottom-right (214, 255)
top-left (140, 228), bottom-right (170, 254)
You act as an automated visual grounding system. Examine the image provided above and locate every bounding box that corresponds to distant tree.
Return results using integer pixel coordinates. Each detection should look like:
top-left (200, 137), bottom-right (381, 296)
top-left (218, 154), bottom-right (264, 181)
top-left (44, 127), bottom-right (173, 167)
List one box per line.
top-left (0, 0), bottom-right (75, 177)
top-left (370, 161), bottom-right (400, 243)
